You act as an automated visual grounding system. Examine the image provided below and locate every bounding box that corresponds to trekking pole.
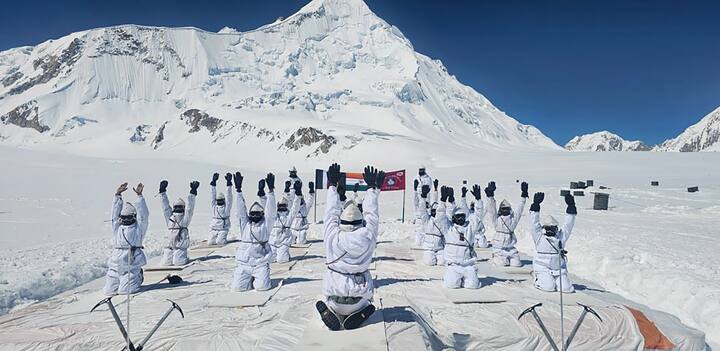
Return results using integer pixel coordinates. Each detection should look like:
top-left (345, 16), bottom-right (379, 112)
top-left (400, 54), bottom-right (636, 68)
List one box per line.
top-left (126, 248), bottom-right (132, 351)
top-left (558, 241), bottom-right (565, 351)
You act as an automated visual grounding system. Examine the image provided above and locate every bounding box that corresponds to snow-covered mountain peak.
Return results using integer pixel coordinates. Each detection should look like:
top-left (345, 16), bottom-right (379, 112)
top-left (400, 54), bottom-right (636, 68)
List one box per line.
top-left (655, 106), bottom-right (720, 152)
top-left (0, 0), bottom-right (559, 166)
top-left (565, 131), bottom-right (650, 152)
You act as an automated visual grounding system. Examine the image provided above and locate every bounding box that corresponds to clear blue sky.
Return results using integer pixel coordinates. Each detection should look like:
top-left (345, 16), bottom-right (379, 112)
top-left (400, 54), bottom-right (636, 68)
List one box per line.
top-left (1, 0), bottom-right (718, 145)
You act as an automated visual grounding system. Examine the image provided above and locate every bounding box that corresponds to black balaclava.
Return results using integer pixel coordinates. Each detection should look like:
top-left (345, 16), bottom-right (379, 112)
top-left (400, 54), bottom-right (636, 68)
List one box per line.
top-left (498, 206), bottom-right (511, 217)
top-left (249, 210), bottom-right (263, 223)
top-left (277, 203), bottom-right (288, 213)
top-left (452, 213), bottom-right (466, 226)
top-left (418, 168), bottom-right (426, 176)
top-left (543, 225), bottom-right (558, 237)
top-left (173, 205), bottom-right (185, 214)
top-left (120, 214), bottom-right (137, 226)
top-left (216, 199), bottom-right (225, 206)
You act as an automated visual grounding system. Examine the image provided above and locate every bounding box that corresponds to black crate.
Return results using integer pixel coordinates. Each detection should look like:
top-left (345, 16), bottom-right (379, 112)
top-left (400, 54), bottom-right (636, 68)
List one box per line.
top-left (688, 186), bottom-right (699, 193)
top-left (651, 181), bottom-right (659, 186)
top-left (593, 193), bottom-right (609, 210)
top-left (573, 190), bottom-right (585, 196)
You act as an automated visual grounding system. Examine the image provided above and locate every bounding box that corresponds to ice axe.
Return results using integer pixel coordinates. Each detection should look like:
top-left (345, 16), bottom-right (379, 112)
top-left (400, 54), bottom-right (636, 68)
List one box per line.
top-left (563, 303), bottom-right (602, 350)
top-left (91, 297), bottom-right (184, 351)
top-left (518, 303), bottom-right (560, 351)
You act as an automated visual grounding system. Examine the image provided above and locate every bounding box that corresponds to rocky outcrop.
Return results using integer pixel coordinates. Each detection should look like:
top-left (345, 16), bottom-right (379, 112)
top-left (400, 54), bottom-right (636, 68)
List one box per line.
top-left (152, 121), bottom-right (168, 149)
top-left (9, 39), bottom-right (83, 95)
top-left (0, 101), bottom-right (49, 133)
top-left (180, 109), bottom-right (225, 134)
top-left (282, 127), bottom-right (336, 156)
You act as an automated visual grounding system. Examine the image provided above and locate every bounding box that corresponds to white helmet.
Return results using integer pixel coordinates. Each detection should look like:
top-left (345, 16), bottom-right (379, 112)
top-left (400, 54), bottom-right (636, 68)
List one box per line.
top-left (339, 201), bottom-right (363, 232)
top-left (248, 202), bottom-right (265, 223)
top-left (174, 198), bottom-right (186, 207)
top-left (542, 215), bottom-right (559, 227)
top-left (121, 202), bottom-right (136, 216)
top-left (216, 192), bottom-right (226, 201)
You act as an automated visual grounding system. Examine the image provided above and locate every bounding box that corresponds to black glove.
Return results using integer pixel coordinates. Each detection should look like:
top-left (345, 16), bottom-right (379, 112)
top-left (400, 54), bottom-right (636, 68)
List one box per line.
top-left (225, 173), bottom-right (232, 187)
top-left (484, 181), bottom-right (496, 197)
top-left (565, 194), bottom-right (577, 215)
top-left (413, 179), bottom-right (419, 191)
top-left (309, 181), bottom-right (315, 194)
top-left (233, 172), bottom-right (243, 192)
top-left (421, 185), bottom-right (430, 198)
top-left (461, 186), bottom-right (468, 198)
top-left (447, 187), bottom-right (455, 203)
top-left (190, 181), bottom-right (200, 195)
top-left (159, 180), bottom-right (168, 194)
top-left (363, 166), bottom-right (378, 189)
top-left (337, 181), bottom-right (347, 201)
top-left (265, 173), bottom-right (275, 192)
top-left (258, 179), bottom-right (266, 197)
top-left (433, 179), bottom-right (439, 191)
top-left (284, 180), bottom-right (292, 193)
top-left (521, 182), bottom-right (529, 198)
top-left (530, 192), bottom-right (544, 212)
top-left (327, 163), bottom-right (341, 187)
top-left (471, 184), bottom-right (482, 200)
top-left (353, 183), bottom-right (359, 193)
top-left (210, 173), bottom-right (219, 186)
top-left (440, 186), bottom-right (448, 202)
top-left (294, 181), bottom-right (303, 196)
top-left (376, 170), bottom-right (386, 189)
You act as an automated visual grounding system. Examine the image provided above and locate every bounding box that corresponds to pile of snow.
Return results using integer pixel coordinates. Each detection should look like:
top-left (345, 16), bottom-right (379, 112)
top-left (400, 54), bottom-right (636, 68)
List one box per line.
top-left (656, 106), bottom-right (720, 152)
top-left (565, 131), bottom-right (650, 151)
top-left (0, 0), bottom-right (559, 167)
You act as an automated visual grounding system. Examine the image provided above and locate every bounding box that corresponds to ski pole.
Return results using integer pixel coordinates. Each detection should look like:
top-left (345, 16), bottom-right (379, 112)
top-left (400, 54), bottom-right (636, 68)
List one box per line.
top-left (135, 300), bottom-right (184, 351)
top-left (519, 303), bottom-right (560, 351)
top-left (564, 303), bottom-right (602, 350)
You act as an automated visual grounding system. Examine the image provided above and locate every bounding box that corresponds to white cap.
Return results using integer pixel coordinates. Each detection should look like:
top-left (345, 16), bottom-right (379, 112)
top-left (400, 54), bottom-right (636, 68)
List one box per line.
top-left (542, 215), bottom-right (559, 227)
top-left (121, 202), bottom-right (136, 216)
top-left (174, 198), bottom-right (186, 207)
top-left (339, 201), bottom-right (363, 232)
top-left (249, 202), bottom-right (264, 213)
top-left (499, 199), bottom-right (511, 208)
top-left (452, 206), bottom-right (468, 217)
top-left (278, 197), bottom-right (288, 206)
top-left (217, 192), bottom-right (226, 200)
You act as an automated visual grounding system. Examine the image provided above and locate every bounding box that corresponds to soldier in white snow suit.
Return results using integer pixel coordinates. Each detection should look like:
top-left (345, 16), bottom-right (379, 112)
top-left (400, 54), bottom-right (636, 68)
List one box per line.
top-left (416, 184), bottom-right (446, 266)
top-left (269, 181), bottom-right (302, 263)
top-left (485, 181), bottom-right (528, 267)
top-left (291, 181), bottom-right (316, 245)
top-left (529, 192), bottom-right (577, 293)
top-left (316, 163), bottom-right (383, 331)
top-left (159, 180), bottom-right (198, 266)
top-left (231, 172), bottom-right (277, 291)
top-left (285, 166), bottom-right (302, 203)
top-left (208, 172), bottom-right (233, 245)
top-left (440, 186), bottom-right (480, 289)
top-left (413, 167), bottom-right (435, 246)
top-left (460, 184), bottom-right (489, 248)
top-left (104, 182), bottom-right (148, 295)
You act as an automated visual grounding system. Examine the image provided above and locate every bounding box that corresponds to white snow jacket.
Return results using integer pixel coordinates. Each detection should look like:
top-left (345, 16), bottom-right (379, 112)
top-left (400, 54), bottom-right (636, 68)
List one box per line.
top-left (161, 193), bottom-right (196, 250)
top-left (210, 185), bottom-right (233, 231)
top-left (234, 191), bottom-right (276, 266)
top-left (270, 193), bottom-right (301, 247)
top-left (530, 210), bottom-right (576, 272)
top-left (109, 195), bottom-right (149, 268)
top-left (486, 196), bottom-right (527, 250)
top-left (291, 192), bottom-right (315, 231)
top-left (416, 190), bottom-right (448, 251)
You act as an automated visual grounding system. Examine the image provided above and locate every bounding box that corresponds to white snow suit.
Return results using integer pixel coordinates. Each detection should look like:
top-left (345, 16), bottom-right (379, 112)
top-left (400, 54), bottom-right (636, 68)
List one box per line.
top-left (291, 192), bottom-right (315, 245)
top-left (208, 185), bottom-right (233, 245)
top-left (104, 195), bottom-right (149, 295)
top-left (442, 203), bottom-right (480, 289)
top-left (486, 196), bottom-right (526, 267)
top-left (270, 193), bottom-right (301, 263)
top-left (231, 191), bottom-right (276, 291)
top-left (416, 190), bottom-right (447, 266)
top-left (413, 173), bottom-right (434, 246)
top-left (160, 193), bottom-right (196, 266)
top-left (530, 211), bottom-right (576, 293)
top-left (323, 185), bottom-right (379, 318)
top-left (460, 196), bottom-right (489, 248)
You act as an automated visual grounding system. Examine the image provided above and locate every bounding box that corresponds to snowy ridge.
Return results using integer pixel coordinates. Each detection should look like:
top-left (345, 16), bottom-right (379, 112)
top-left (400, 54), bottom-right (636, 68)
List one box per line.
top-left (656, 106), bottom-right (720, 152)
top-left (565, 131), bottom-right (650, 152)
top-left (0, 0), bottom-right (559, 165)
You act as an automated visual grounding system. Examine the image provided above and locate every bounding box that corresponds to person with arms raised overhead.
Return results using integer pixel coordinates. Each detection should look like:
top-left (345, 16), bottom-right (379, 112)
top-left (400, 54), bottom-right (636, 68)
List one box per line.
top-left (231, 172), bottom-right (277, 291)
top-left (104, 182), bottom-right (148, 295)
top-left (316, 163), bottom-right (383, 331)
top-left (463, 184), bottom-right (489, 248)
top-left (413, 166), bottom-right (434, 247)
top-left (486, 181), bottom-right (528, 267)
top-left (291, 181), bottom-right (315, 245)
top-left (208, 172), bottom-right (233, 245)
top-left (159, 180), bottom-right (198, 266)
top-left (269, 181), bottom-right (302, 263)
top-left (416, 183), bottom-right (447, 266)
top-left (528, 192), bottom-right (577, 293)
top-left (440, 186), bottom-right (480, 289)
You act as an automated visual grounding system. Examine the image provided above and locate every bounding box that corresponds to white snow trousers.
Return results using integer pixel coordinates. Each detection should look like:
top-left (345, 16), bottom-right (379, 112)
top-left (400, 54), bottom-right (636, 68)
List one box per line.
top-left (292, 229), bottom-right (308, 245)
top-left (492, 247), bottom-right (521, 267)
top-left (423, 249), bottom-right (445, 266)
top-left (103, 250), bottom-right (144, 295)
top-left (476, 234), bottom-right (489, 248)
top-left (231, 263), bottom-right (271, 291)
top-left (161, 248), bottom-right (189, 266)
top-left (271, 244), bottom-right (291, 263)
top-left (207, 229), bottom-right (229, 246)
top-left (443, 264), bottom-right (480, 289)
top-left (327, 297), bottom-right (370, 318)
top-left (534, 268), bottom-right (574, 293)
top-left (414, 220), bottom-right (424, 247)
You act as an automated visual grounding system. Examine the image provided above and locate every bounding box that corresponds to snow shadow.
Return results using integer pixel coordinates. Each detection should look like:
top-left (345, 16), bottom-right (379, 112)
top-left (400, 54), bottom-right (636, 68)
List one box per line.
top-left (479, 276), bottom-right (527, 287)
top-left (372, 255), bottom-right (413, 263)
top-left (374, 277), bottom-right (432, 288)
top-left (291, 254), bottom-right (324, 262)
top-left (283, 277), bottom-right (321, 285)
top-left (139, 279), bottom-right (212, 293)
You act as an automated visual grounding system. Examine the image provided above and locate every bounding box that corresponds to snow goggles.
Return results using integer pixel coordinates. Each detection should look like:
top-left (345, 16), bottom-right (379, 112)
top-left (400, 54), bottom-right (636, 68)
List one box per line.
top-left (543, 225), bottom-right (558, 236)
top-left (498, 207), bottom-right (511, 216)
top-left (120, 214), bottom-right (136, 225)
top-left (216, 199), bottom-right (225, 206)
top-left (172, 205), bottom-right (185, 213)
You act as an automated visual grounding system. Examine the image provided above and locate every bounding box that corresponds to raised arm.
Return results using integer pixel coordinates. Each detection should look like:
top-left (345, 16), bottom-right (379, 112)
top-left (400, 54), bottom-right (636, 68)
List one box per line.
top-left (210, 185), bottom-right (218, 208)
top-left (160, 192), bottom-right (172, 222)
top-left (235, 190), bottom-right (248, 230)
top-left (225, 184), bottom-right (234, 217)
top-left (111, 193), bottom-right (123, 232)
top-left (483, 182), bottom-right (498, 226)
top-left (182, 192), bottom-right (197, 226)
top-left (288, 182), bottom-right (303, 225)
top-left (363, 188), bottom-right (380, 240)
top-left (324, 185), bottom-right (342, 239)
top-left (561, 194), bottom-right (577, 245)
top-left (511, 182), bottom-right (529, 229)
top-left (529, 192), bottom-right (544, 244)
top-left (136, 195), bottom-right (149, 237)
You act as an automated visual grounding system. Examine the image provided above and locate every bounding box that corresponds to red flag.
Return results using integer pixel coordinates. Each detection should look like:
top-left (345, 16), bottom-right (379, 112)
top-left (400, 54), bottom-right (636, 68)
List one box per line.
top-left (380, 170), bottom-right (406, 191)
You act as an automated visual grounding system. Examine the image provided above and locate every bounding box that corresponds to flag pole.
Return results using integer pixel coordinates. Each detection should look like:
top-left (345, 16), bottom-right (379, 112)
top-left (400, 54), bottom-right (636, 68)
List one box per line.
top-left (401, 187), bottom-right (406, 223)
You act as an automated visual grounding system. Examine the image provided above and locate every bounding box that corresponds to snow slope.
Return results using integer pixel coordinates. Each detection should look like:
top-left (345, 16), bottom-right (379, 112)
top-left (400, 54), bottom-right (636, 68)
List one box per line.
top-left (1, 146), bottom-right (718, 348)
top-left (656, 106), bottom-right (720, 152)
top-left (0, 0), bottom-right (559, 167)
top-left (565, 131), bottom-right (650, 152)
